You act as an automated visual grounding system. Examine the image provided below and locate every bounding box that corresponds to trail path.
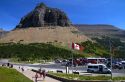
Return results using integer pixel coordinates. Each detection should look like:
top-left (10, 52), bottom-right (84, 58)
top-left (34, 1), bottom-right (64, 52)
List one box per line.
top-left (13, 66), bottom-right (61, 82)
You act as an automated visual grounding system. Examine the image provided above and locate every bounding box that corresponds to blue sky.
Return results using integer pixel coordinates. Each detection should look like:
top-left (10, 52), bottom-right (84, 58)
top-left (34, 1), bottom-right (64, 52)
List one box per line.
top-left (0, 0), bottom-right (125, 31)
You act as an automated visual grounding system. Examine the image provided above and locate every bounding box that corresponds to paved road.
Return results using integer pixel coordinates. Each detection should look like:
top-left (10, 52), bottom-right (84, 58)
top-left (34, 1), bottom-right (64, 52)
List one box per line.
top-left (13, 63), bottom-right (125, 77)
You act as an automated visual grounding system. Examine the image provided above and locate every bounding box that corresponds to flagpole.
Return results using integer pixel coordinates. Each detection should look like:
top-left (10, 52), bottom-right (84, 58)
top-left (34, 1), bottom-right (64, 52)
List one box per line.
top-left (109, 39), bottom-right (113, 79)
top-left (72, 49), bottom-right (73, 74)
top-left (72, 50), bottom-right (73, 74)
top-left (71, 42), bottom-right (81, 74)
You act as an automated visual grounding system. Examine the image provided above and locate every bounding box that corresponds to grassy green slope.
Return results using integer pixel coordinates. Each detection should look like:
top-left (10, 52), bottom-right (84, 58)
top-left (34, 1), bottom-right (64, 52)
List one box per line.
top-left (0, 67), bottom-right (33, 82)
top-left (0, 43), bottom-right (81, 61)
top-left (0, 36), bottom-right (124, 61)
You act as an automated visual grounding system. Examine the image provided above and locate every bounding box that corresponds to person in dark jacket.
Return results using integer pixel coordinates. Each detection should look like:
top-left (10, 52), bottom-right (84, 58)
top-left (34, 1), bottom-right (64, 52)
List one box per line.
top-left (35, 73), bottom-right (38, 82)
top-left (42, 70), bottom-right (46, 80)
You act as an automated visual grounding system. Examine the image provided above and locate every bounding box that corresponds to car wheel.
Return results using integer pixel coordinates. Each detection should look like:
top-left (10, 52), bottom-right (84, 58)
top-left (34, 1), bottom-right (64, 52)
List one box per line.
top-left (91, 70), bottom-right (94, 73)
top-left (87, 69), bottom-right (91, 73)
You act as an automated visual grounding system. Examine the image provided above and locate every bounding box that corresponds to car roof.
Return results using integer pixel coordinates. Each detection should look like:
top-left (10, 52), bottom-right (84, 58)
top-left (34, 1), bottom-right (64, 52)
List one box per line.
top-left (87, 63), bottom-right (106, 66)
top-left (121, 61), bottom-right (125, 63)
top-left (87, 58), bottom-right (106, 59)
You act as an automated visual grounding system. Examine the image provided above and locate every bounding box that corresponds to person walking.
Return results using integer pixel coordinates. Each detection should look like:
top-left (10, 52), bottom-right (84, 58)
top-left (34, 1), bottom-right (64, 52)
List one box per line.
top-left (42, 70), bottom-right (46, 80)
top-left (21, 67), bottom-right (24, 73)
top-left (34, 73), bottom-right (38, 82)
top-left (19, 65), bottom-right (20, 69)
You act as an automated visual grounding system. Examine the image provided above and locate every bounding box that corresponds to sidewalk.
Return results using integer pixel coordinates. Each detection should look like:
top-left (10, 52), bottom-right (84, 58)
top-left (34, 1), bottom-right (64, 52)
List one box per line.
top-left (13, 66), bottom-right (61, 82)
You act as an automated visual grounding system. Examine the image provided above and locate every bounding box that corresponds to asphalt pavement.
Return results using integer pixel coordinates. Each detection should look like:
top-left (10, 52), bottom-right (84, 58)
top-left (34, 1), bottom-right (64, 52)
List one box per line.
top-left (12, 63), bottom-right (125, 77)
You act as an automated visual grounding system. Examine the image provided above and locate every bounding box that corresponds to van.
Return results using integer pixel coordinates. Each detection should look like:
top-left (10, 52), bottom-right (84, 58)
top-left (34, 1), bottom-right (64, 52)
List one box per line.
top-left (87, 64), bottom-right (111, 73)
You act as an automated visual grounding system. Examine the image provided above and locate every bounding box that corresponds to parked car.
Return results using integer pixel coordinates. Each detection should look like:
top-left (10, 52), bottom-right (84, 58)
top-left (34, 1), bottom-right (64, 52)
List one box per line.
top-left (61, 59), bottom-right (68, 66)
top-left (65, 60), bottom-right (77, 67)
top-left (121, 61), bottom-right (125, 69)
top-left (112, 62), bottom-right (122, 69)
top-left (55, 59), bottom-right (62, 63)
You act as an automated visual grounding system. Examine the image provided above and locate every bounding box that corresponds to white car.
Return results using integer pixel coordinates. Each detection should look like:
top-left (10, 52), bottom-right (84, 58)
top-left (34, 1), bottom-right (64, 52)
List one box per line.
top-left (61, 60), bottom-right (68, 66)
top-left (55, 59), bottom-right (62, 63)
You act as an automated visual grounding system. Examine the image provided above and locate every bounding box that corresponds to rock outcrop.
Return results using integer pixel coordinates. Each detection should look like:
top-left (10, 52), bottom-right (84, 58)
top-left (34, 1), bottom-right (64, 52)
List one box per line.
top-left (16, 3), bottom-right (71, 28)
top-left (0, 28), bottom-right (8, 38)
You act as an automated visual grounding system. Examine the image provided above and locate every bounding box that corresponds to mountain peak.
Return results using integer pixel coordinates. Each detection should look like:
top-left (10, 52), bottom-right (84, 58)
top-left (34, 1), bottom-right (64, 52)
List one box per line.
top-left (35, 2), bottom-right (47, 9)
top-left (16, 3), bottom-right (71, 29)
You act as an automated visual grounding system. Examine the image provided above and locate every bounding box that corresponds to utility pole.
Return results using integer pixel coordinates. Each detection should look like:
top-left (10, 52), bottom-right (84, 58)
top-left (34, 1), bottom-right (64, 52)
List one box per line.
top-left (39, 60), bottom-right (42, 71)
top-left (109, 40), bottom-right (113, 79)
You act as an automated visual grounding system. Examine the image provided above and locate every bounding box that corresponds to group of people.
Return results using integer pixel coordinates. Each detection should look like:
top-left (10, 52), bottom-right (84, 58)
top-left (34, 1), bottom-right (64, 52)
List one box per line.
top-left (2, 63), bottom-right (13, 68)
top-left (18, 66), bottom-right (24, 73)
top-left (33, 69), bottom-right (46, 82)
top-left (18, 66), bottom-right (46, 82)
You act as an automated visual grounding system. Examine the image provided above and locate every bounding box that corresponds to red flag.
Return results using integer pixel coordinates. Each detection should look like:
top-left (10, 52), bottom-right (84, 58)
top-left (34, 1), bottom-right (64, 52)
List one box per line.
top-left (80, 46), bottom-right (85, 51)
top-left (72, 43), bottom-right (81, 50)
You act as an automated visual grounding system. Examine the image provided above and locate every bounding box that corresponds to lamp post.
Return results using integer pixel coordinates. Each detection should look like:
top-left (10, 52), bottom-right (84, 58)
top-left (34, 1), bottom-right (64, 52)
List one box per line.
top-left (39, 60), bottom-right (42, 71)
top-left (109, 39), bottom-right (122, 79)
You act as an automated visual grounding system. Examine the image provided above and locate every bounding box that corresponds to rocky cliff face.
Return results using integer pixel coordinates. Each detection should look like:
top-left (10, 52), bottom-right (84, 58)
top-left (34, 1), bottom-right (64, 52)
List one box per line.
top-left (16, 3), bottom-right (71, 28)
